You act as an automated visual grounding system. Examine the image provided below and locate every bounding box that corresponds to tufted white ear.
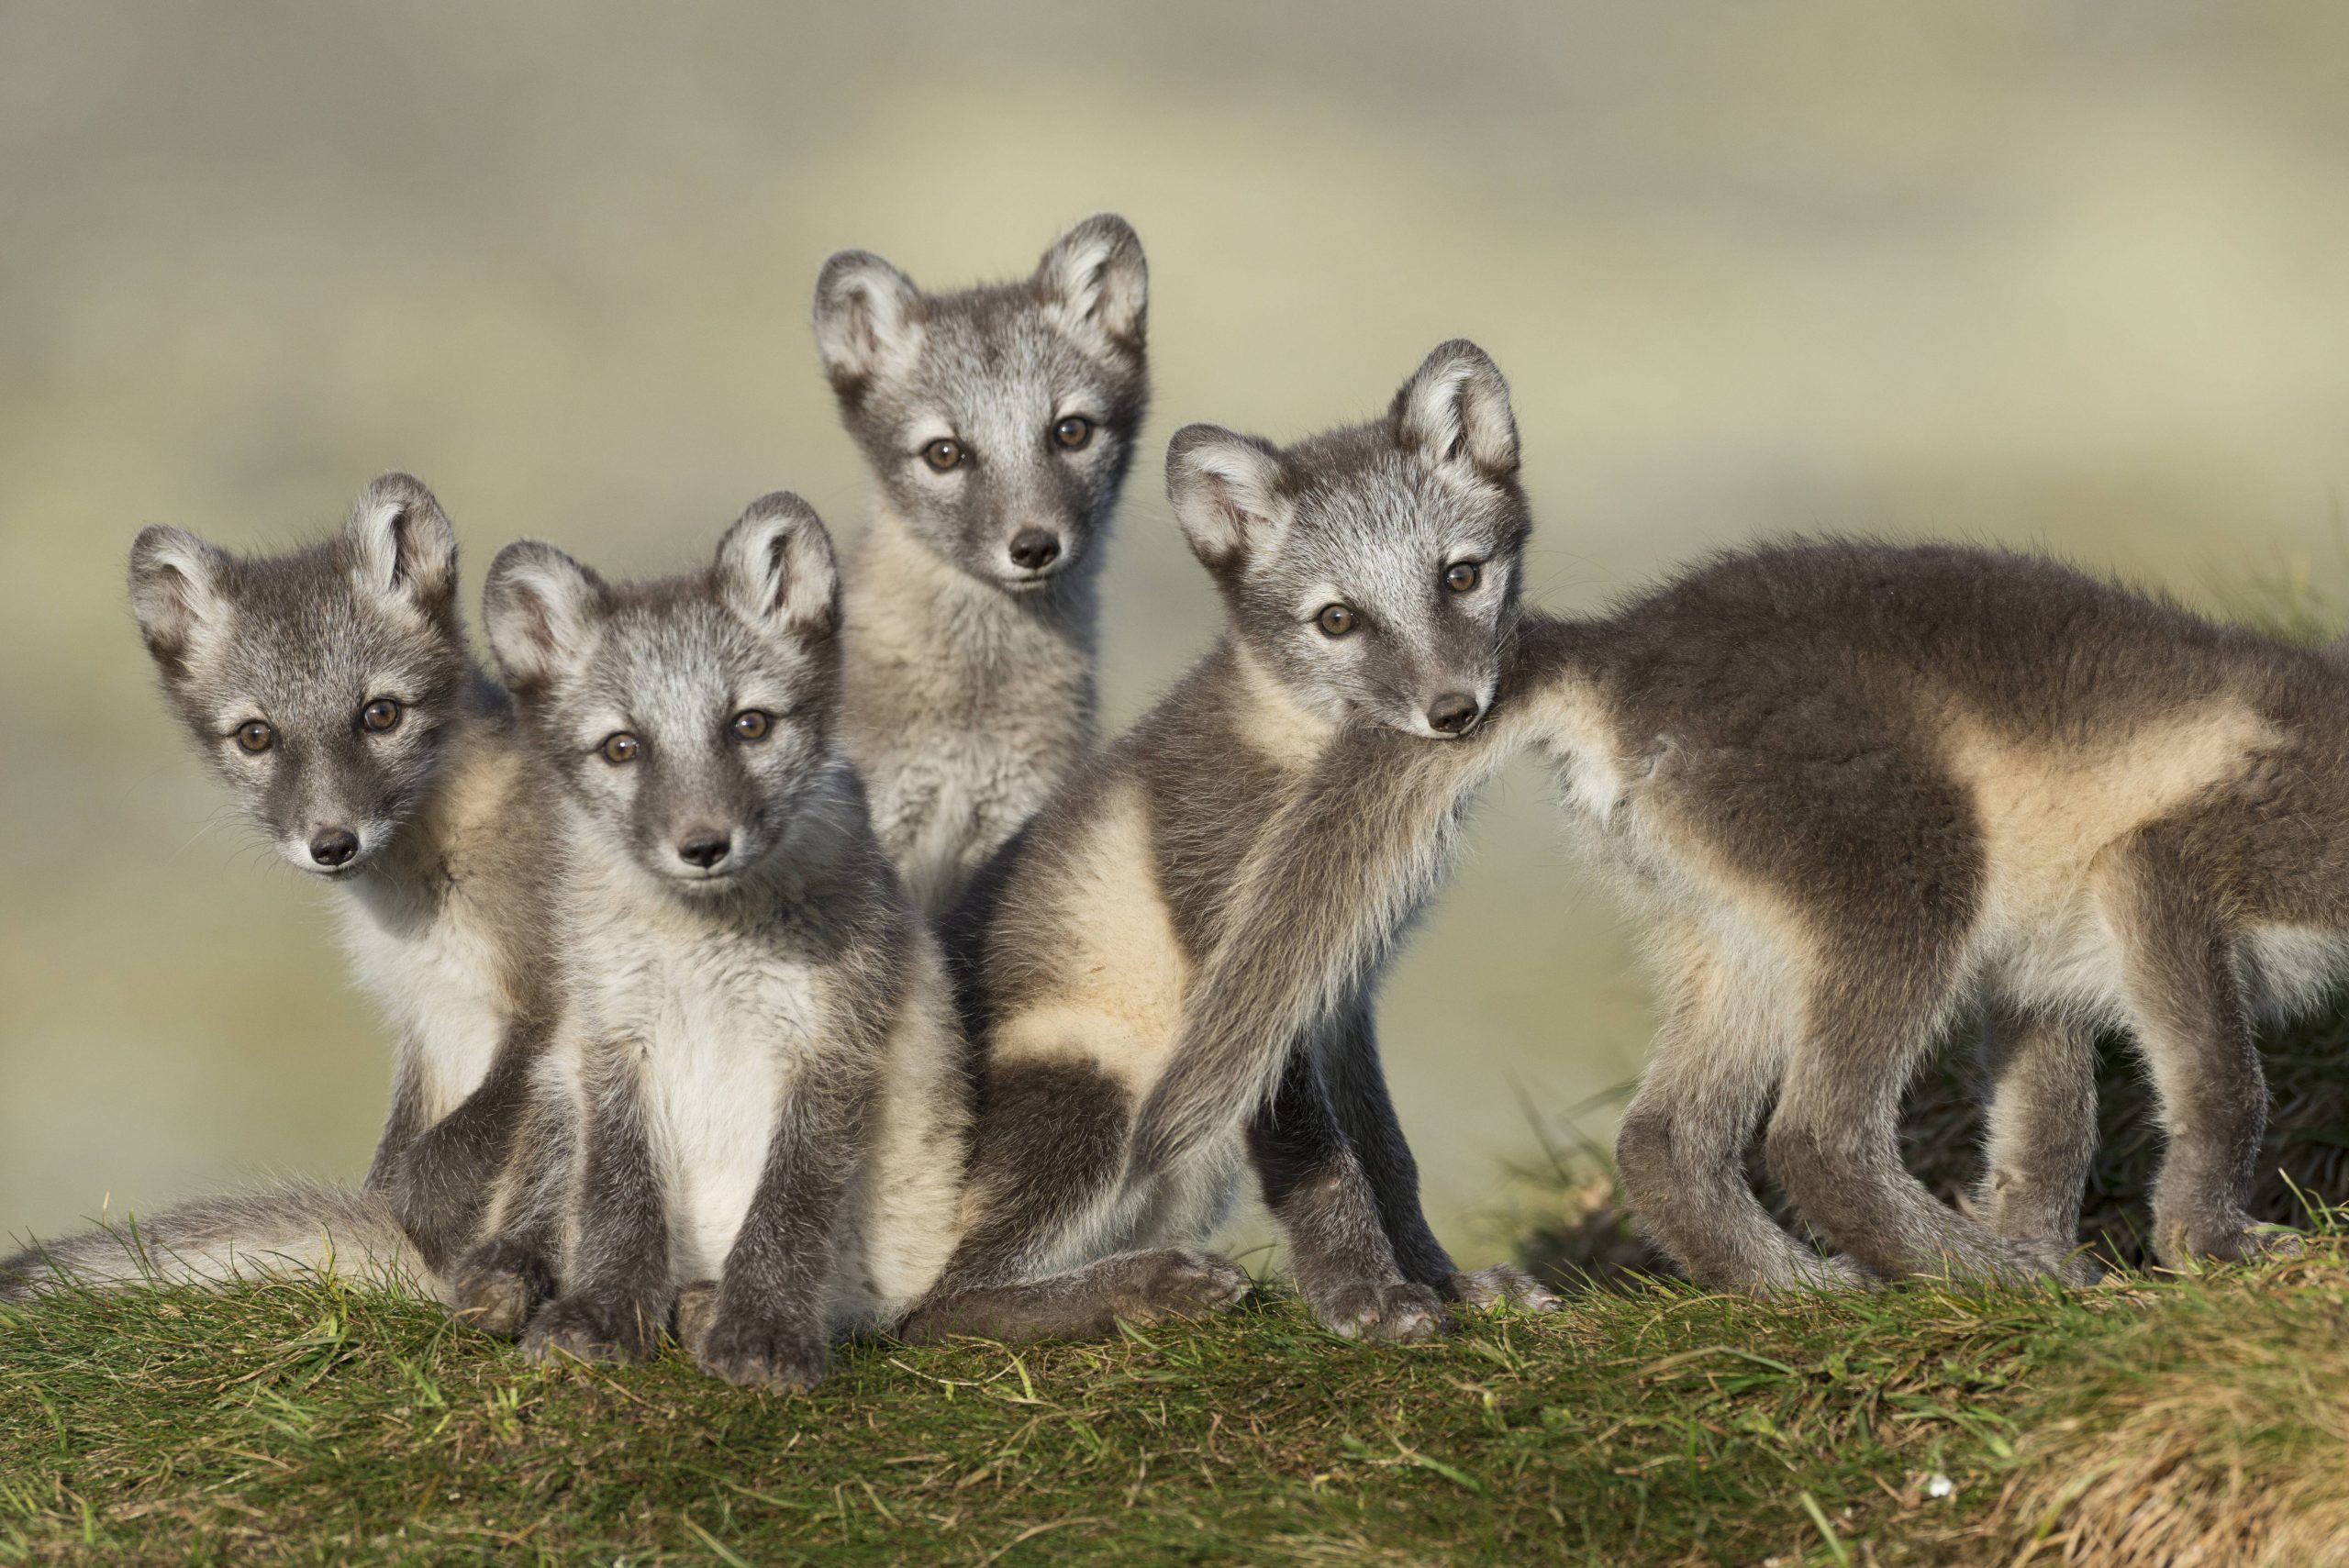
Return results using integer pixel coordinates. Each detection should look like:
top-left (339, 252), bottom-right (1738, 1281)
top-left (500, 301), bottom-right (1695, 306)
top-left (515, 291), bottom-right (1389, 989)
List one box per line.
top-left (343, 471), bottom-right (459, 621)
top-left (715, 490), bottom-right (839, 641)
top-left (1392, 339), bottom-right (1519, 481)
top-left (128, 524), bottom-right (232, 675)
top-left (1032, 213), bottom-right (1148, 352)
top-left (483, 539), bottom-right (609, 696)
top-left (812, 250), bottom-right (925, 393)
top-left (1166, 423), bottom-right (1287, 570)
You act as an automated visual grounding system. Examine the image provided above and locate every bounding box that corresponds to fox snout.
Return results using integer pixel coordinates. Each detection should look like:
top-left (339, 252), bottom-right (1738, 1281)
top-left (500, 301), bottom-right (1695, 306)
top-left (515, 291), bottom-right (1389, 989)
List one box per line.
top-left (674, 828), bottom-right (734, 873)
top-left (1007, 528), bottom-right (1063, 575)
top-left (1424, 692), bottom-right (1483, 737)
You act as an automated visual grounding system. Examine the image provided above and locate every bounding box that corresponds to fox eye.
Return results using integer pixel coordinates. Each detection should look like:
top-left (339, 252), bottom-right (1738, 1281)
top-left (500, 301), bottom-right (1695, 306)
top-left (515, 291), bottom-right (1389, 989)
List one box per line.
top-left (1315, 604), bottom-right (1358, 639)
top-left (1444, 561), bottom-right (1482, 594)
top-left (235, 720), bottom-right (275, 754)
top-left (1052, 416), bottom-right (1094, 450)
top-left (360, 697), bottom-right (403, 734)
top-left (600, 732), bottom-right (641, 765)
top-left (922, 438), bottom-right (964, 473)
top-left (730, 709), bottom-right (772, 742)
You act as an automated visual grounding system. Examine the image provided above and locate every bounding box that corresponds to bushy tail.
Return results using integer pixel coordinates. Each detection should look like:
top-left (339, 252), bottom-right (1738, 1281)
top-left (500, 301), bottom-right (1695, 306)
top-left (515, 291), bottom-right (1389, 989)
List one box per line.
top-left (1122, 720), bottom-right (1516, 1184)
top-left (0, 1180), bottom-right (428, 1303)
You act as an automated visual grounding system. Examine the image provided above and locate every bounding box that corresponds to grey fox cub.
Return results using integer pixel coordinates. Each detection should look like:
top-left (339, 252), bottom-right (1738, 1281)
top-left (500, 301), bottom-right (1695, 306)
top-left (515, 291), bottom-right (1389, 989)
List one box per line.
top-left (470, 494), bottom-right (966, 1388)
top-left (902, 341), bottom-right (1556, 1345)
top-left (814, 215), bottom-right (1149, 916)
top-left (1132, 542), bottom-right (2349, 1292)
top-left (3, 475), bottom-right (552, 1309)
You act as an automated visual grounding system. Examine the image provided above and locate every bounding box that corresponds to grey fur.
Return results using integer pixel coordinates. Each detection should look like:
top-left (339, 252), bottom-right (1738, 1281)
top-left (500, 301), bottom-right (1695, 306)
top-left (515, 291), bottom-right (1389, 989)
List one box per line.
top-left (903, 341), bottom-right (1552, 1342)
top-left (6, 475), bottom-right (560, 1314)
top-left (1131, 539), bottom-right (2349, 1291)
top-left (472, 496), bottom-right (968, 1389)
top-left (815, 215), bottom-right (1150, 915)
top-left (0, 1181), bottom-right (422, 1303)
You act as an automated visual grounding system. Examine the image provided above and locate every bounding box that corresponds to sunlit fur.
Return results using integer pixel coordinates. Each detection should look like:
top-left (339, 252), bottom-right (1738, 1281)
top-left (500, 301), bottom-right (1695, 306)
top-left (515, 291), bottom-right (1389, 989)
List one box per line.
top-left (814, 215), bottom-right (1150, 915)
top-left (900, 341), bottom-right (1554, 1346)
top-left (1130, 540), bottom-right (2349, 1296)
top-left (3, 475), bottom-right (562, 1307)
top-left (472, 495), bottom-right (967, 1390)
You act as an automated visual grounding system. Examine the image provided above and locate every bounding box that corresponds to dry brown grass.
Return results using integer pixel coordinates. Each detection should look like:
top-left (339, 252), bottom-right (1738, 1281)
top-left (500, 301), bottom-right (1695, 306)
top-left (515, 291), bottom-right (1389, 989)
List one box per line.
top-left (1990, 1251), bottom-right (2349, 1568)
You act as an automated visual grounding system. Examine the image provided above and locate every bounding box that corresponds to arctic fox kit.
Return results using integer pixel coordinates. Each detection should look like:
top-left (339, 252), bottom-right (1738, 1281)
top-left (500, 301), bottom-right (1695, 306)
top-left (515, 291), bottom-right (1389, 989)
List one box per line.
top-left (903, 341), bottom-right (1554, 1345)
top-left (1131, 543), bottom-right (2349, 1292)
top-left (813, 215), bottom-right (1149, 915)
top-left (3, 474), bottom-right (553, 1307)
top-left (473, 494), bottom-right (966, 1388)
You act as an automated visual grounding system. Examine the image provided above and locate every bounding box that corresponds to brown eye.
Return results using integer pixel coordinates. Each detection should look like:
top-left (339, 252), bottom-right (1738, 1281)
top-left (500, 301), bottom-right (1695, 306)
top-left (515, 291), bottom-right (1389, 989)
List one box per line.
top-left (600, 733), bottom-right (641, 764)
top-left (730, 709), bottom-right (771, 741)
top-left (361, 697), bottom-right (403, 734)
top-left (1316, 604), bottom-right (1357, 639)
top-left (236, 720), bottom-right (275, 754)
top-left (1052, 416), bottom-right (1093, 450)
top-left (1445, 561), bottom-right (1481, 594)
top-left (922, 438), bottom-right (964, 472)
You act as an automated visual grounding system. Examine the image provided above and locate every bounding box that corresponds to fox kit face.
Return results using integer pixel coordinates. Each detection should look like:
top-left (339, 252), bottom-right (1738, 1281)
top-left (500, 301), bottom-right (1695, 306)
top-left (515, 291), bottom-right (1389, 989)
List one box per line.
top-left (484, 494), bottom-right (842, 893)
top-left (128, 473), bottom-right (472, 876)
top-left (1168, 340), bottom-right (1531, 740)
top-left (813, 214), bottom-right (1149, 593)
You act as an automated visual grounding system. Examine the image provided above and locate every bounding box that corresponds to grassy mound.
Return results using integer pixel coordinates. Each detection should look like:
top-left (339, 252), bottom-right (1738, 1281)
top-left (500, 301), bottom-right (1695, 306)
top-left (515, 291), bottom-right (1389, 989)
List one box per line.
top-left (5, 1239), bottom-right (2347, 1564)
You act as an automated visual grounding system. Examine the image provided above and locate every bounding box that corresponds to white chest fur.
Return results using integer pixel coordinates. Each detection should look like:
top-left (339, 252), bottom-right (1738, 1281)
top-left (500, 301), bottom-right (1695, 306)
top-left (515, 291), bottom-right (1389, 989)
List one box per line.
top-left (567, 896), bottom-right (827, 1283)
top-left (338, 880), bottom-right (509, 1126)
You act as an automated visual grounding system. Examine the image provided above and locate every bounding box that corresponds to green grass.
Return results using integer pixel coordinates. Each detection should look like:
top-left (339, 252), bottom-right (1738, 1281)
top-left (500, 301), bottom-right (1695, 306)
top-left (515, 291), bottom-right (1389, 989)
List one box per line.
top-left (8, 1241), bottom-right (2349, 1566)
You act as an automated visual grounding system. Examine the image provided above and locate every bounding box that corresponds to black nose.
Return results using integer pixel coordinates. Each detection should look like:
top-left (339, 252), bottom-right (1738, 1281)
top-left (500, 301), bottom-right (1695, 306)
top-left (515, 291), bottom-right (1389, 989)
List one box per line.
top-left (677, 832), bottom-right (732, 870)
top-left (309, 828), bottom-right (359, 867)
top-left (1426, 693), bottom-right (1481, 735)
top-left (1008, 529), bottom-right (1062, 573)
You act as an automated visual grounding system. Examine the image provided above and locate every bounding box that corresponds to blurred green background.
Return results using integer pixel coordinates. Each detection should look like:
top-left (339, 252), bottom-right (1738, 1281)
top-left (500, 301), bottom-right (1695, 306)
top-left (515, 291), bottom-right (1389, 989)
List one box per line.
top-left (6, 2), bottom-right (2347, 1260)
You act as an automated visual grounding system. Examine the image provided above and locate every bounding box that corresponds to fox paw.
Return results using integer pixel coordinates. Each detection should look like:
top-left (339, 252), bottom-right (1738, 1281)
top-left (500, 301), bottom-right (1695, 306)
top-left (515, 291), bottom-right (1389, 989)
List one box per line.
top-left (1312, 1278), bottom-right (1446, 1343)
top-left (1127, 1250), bottom-right (1252, 1322)
top-left (523, 1290), bottom-right (664, 1366)
top-left (443, 1241), bottom-right (553, 1339)
top-left (1439, 1264), bottom-right (1560, 1312)
top-left (696, 1309), bottom-right (829, 1392)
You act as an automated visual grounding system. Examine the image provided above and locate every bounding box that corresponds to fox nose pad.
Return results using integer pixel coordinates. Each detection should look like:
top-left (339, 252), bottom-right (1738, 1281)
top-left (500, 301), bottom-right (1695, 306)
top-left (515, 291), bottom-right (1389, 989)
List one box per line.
top-left (1426, 693), bottom-right (1482, 735)
top-left (1007, 529), bottom-right (1062, 573)
top-left (308, 828), bottom-right (359, 867)
top-left (677, 831), bottom-right (733, 871)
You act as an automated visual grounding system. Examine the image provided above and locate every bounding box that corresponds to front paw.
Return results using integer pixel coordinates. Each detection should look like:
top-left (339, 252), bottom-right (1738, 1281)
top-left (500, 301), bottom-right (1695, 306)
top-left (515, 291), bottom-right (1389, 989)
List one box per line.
top-left (695, 1305), bottom-right (830, 1392)
top-left (1308, 1277), bottom-right (1445, 1343)
top-left (1439, 1264), bottom-right (1560, 1313)
top-left (443, 1240), bottom-right (554, 1339)
top-left (1127, 1250), bottom-right (1253, 1322)
top-left (523, 1289), bottom-right (666, 1366)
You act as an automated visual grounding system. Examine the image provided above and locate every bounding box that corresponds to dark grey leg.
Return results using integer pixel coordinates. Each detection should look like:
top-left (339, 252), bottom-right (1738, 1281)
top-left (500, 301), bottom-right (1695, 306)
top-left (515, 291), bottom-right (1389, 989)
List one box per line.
top-left (522, 1039), bottom-right (672, 1364)
top-left (1318, 991), bottom-right (1555, 1308)
top-left (1974, 999), bottom-right (2102, 1284)
top-left (1251, 1042), bottom-right (1443, 1340)
top-left (2097, 829), bottom-right (2282, 1266)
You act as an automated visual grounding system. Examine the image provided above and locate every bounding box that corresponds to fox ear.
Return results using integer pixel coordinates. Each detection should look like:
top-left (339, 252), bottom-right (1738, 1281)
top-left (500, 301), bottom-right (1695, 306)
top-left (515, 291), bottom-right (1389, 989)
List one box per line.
top-left (344, 472), bottom-right (460, 622)
top-left (716, 491), bottom-right (838, 641)
top-left (128, 525), bottom-right (231, 677)
top-left (1392, 339), bottom-right (1518, 481)
top-left (484, 539), bottom-right (608, 696)
top-left (1032, 213), bottom-right (1148, 352)
top-left (813, 250), bottom-right (924, 394)
top-left (1167, 424), bottom-right (1286, 571)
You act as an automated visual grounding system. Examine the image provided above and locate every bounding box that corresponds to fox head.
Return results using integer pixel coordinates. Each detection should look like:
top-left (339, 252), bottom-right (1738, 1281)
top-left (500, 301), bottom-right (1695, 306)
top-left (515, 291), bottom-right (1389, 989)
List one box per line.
top-left (128, 473), bottom-right (474, 877)
top-left (483, 493), bottom-right (844, 894)
top-left (813, 214), bottom-right (1148, 595)
top-left (1167, 339), bottom-right (1532, 740)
